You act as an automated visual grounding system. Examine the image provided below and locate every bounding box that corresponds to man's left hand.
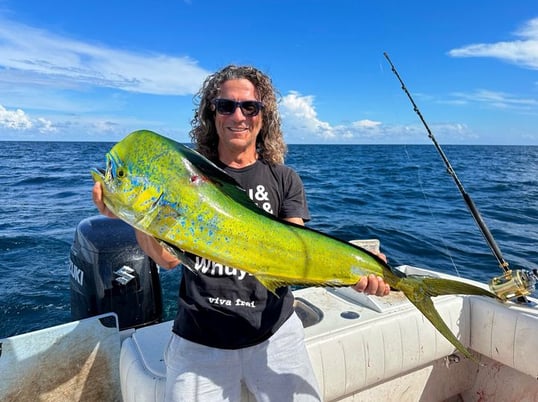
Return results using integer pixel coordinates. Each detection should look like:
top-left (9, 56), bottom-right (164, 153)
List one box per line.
top-left (353, 274), bottom-right (390, 297)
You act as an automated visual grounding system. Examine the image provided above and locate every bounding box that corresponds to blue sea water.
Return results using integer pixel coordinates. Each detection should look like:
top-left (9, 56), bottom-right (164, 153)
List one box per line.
top-left (1, 141), bottom-right (537, 338)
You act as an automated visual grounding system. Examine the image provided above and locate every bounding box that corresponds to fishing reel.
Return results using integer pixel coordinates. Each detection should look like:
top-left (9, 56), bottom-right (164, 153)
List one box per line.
top-left (489, 269), bottom-right (538, 301)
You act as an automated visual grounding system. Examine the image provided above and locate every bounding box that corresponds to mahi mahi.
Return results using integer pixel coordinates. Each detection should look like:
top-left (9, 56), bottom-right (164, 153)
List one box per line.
top-left (92, 130), bottom-right (499, 360)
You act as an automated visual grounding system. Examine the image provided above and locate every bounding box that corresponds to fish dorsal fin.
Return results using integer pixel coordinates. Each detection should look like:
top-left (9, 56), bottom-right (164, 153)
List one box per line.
top-left (177, 143), bottom-right (275, 217)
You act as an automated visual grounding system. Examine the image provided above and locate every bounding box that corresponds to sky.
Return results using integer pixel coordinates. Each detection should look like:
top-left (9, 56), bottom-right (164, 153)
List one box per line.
top-left (0, 1), bottom-right (537, 145)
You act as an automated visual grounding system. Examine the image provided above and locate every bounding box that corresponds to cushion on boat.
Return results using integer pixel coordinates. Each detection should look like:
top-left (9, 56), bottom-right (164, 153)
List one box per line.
top-left (120, 321), bottom-right (171, 402)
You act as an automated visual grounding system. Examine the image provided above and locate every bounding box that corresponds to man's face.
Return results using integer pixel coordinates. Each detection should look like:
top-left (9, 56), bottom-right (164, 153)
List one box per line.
top-left (214, 78), bottom-right (263, 158)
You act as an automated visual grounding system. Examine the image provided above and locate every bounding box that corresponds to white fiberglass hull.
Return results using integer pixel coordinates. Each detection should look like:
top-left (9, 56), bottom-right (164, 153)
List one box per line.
top-left (2, 265), bottom-right (538, 402)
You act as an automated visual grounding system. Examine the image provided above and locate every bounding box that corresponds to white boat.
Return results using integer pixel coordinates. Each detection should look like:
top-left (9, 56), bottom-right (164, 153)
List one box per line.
top-left (1, 222), bottom-right (538, 401)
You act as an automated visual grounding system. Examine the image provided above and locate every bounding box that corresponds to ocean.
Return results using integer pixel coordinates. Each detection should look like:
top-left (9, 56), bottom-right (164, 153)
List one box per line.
top-left (1, 141), bottom-right (537, 339)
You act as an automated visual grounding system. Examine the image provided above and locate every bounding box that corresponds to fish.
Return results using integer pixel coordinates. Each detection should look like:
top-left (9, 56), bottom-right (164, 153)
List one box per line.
top-left (92, 129), bottom-right (499, 361)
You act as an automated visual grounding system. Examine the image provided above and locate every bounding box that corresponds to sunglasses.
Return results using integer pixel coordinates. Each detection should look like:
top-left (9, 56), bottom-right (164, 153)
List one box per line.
top-left (212, 98), bottom-right (264, 117)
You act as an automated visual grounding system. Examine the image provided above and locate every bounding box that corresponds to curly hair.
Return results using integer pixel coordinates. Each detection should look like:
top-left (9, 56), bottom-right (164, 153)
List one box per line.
top-left (189, 65), bottom-right (287, 164)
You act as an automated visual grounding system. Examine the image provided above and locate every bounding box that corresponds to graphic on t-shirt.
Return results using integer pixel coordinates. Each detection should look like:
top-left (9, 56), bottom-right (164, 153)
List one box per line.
top-left (207, 297), bottom-right (256, 308)
top-left (247, 184), bottom-right (273, 213)
top-left (194, 256), bottom-right (250, 280)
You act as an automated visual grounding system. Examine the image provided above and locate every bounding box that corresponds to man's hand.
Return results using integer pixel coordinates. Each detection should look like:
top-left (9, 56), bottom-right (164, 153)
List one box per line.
top-left (352, 274), bottom-right (390, 297)
top-left (92, 182), bottom-right (180, 269)
top-left (92, 182), bottom-right (117, 218)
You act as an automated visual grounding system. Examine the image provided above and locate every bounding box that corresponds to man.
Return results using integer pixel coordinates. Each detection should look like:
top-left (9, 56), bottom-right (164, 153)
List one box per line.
top-left (93, 65), bottom-right (389, 401)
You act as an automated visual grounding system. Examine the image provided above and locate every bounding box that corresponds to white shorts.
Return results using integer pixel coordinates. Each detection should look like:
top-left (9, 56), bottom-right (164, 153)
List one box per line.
top-left (164, 312), bottom-right (321, 402)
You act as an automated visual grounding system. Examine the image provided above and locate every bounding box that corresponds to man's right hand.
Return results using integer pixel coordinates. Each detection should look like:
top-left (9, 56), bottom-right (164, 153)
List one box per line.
top-left (92, 182), bottom-right (117, 218)
top-left (92, 182), bottom-right (181, 269)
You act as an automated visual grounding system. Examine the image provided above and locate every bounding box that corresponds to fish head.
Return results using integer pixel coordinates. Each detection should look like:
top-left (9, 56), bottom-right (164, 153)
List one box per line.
top-left (92, 129), bottom-right (247, 243)
top-left (91, 131), bottom-right (166, 229)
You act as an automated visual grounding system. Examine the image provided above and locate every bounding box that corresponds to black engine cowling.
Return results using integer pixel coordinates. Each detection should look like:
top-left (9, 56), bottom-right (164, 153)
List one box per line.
top-left (69, 215), bottom-right (163, 330)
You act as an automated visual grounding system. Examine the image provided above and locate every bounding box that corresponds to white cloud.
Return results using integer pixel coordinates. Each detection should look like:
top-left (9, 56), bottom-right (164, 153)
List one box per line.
top-left (0, 104), bottom-right (56, 133)
top-left (449, 89), bottom-right (538, 110)
top-left (0, 105), bottom-right (32, 130)
top-left (280, 91), bottom-right (335, 140)
top-left (36, 117), bottom-right (56, 133)
top-left (352, 119), bottom-right (382, 128)
top-left (279, 91), bottom-right (464, 144)
top-left (0, 18), bottom-right (210, 95)
top-left (279, 92), bottom-right (394, 143)
top-left (448, 18), bottom-right (538, 69)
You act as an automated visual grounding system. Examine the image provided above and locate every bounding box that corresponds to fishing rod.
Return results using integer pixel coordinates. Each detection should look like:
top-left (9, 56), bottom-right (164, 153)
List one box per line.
top-left (383, 52), bottom-right (537, 302)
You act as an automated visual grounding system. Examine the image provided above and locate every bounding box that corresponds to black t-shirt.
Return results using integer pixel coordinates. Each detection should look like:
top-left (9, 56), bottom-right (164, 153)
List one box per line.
top-left (172, 159), bottom-right (310, 349)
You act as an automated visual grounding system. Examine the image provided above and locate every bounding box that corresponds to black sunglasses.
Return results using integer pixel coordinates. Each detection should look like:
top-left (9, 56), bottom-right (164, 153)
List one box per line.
top-left (211, 99), bottom-right (264, 117)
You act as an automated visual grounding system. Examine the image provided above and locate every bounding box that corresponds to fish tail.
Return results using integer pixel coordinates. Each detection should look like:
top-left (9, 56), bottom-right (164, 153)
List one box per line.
top-left (398, 275), bottom-right (498, 362)
top-left (417, 276), bottom-right (498, 299)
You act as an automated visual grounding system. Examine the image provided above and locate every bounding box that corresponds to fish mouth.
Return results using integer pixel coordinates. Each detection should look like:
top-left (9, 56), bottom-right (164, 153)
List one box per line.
top-left (91, 152), bottom-right (118, 184)
top-left (91, 167), bottom-right (106, 185)
top-left (92, 167), bottom-right (106, 178)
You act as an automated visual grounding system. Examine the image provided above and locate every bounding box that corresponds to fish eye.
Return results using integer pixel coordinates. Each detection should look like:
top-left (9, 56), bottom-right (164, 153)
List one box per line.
top-left (117, 168), bottom-right (125, 178)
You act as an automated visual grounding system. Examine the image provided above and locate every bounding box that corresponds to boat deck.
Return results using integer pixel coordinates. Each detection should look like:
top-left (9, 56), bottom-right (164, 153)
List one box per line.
top-left (2, 265), bottom-right (538, 401)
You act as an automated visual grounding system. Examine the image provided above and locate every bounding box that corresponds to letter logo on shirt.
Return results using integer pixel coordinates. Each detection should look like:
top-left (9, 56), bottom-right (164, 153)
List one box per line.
top-left (194, 256), bottom-right (249, 280)
top-left (248, 184), bottom-right (273, 213)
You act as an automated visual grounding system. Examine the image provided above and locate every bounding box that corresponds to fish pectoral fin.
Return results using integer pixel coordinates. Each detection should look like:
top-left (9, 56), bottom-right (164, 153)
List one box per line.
top-left (158, 240), bottom-right (198, 274)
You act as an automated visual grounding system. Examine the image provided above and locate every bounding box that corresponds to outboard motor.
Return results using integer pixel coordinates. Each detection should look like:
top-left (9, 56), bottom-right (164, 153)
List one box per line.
top-left (69, 215), bottom-right (163, 330)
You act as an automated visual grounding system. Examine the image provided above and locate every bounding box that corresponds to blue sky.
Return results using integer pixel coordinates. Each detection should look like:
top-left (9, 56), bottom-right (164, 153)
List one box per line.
top-left (1, 1), bottom-right (537, 145)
